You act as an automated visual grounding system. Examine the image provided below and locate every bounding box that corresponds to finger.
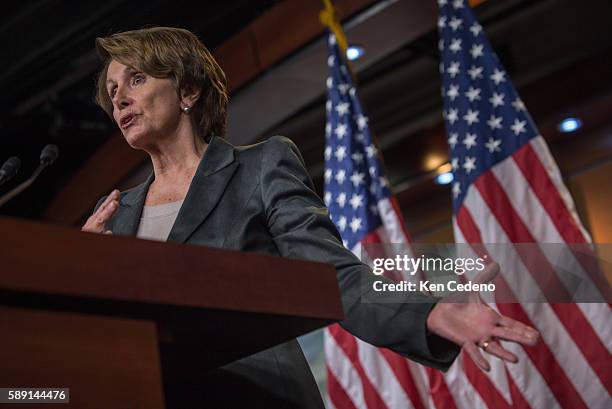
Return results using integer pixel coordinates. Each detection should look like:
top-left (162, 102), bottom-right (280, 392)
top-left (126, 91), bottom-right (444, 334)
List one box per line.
top-left (492, 325), bottom-right (538, 346)
top-left (96, 190), bottom-right (120, 215)
top-left (104, 230), bottom-right (113, 235)
top-left (95, 199), bottom-right (118, 226)
top-left (83, 199), bottom-right (118, 232)
top-left (482, 341), bottom-right (519, 363)
top-left (497, 317), bottom-right (539, 345)
top-left (464, 343), bottom-right (490, 372)
top-left (473, 261), bottom-right (499, 285)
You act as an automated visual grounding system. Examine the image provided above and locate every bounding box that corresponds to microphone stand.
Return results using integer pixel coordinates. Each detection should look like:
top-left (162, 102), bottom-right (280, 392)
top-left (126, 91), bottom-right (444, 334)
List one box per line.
top-left (0, 163), bottom-right (47, 209)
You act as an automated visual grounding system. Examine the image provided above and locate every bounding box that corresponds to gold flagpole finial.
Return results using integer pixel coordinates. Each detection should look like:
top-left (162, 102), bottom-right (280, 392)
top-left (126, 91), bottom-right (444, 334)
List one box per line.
top-left (319, 0), bottom-right (350, 55)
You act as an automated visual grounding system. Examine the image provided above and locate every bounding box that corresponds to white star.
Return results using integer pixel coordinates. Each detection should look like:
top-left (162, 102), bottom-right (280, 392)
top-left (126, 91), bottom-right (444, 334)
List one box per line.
top-left (369, 182), bottom-right (377, 194)
top-left (338, 83), bottom-right (350, 94)
top-left (324, 169), bottom-right (332, 183)
top-left (349, 194), bottom-right (364, 210)
top-left (324, 191), bottom-right (332, 206)
top-left (451, 157), bottom-right (459, 170)
top-left (325, 123), bottom-right (331, 137)
top-left (449, 38), bottom-right (462, 53)
top-left (356, 115), bottom-right (369, 130)
top-left (453, 0), bottom-right (464, 9)
top-left (438, 39), bottom-right (444, 51)
top-left (328, 34), bottom-right (336, 46)
top-left (448, 132), bottom-right (459, 149)
top-left (487, 115), bottom-right (503, 130)
top-left (467, 65), bottom-right (483, 80)
top-left (379, 177), bottom-right (389, 188)
top-left (356, 133), bottom-right (366, 143)
top-left (447, 84), bottom-right (460, 101)
top-left (511, 119), bottom-right (527, 135)
top-left (465, 86), bottom-right (481, 102)
top-left (438, 0), bottom-right (448, 6)
top-left (334, 146), bottom-right (347, 161)
top-left (336, 192), bottom-right (347, 208)
top-left (470, 44), bottom-right (484, 59)
top-left (446, 108), bottom-right (459, 124)
top-left (463, 109), bottom-right (479, 125)
top-left (324, 146), bottom-right (331, 160)
top-left (334, 124), bottom-right (347, 139)
top-left (452, 182), bottom-right (461, 198)
top-left (351, 152), bottom-right (364, 164)
top-left (470, 22), bottom-right (483, 36)
top-left (350, 217), bottom-right (362, 233)
top-left (337, 216), bottom-right (347, 231)
top-left (335, 170), bottom-right (347, 185)
top-left (491, 68), bottom-right (506, 85)
top-left (368, 166), bottom-right (377, 177)
top-left (463, 156), bottom-right (476, 173)
top-left (326, 77), bottom-right (333, 89)
top-left (438, 16), bottom-right (447, 29)
top-left (335, 102), bottom-right (350, 116)
top-left (512, 98), bottom-right (526, 111)
top-left (485, 137), bottom-right (502, 153)
top-left (439, 62), bottom-right (445, 74)
top-left (327, 55), bottom-right (335, 67)
top-left (350, 171), bottom-right (365, 187)
top-left (370, 204), bottom-right (379, 216)
top-left (365, 144), bottom-right (378, 158)
top-left (463, 133), bottom-right (477, 149)
top-left (326, 100), bottom-right (332, 113)
top-left (349, 87), bottom-right (356, 97)
top-left (449, 17), bottom-right (462, 31)
top-left (489, 92), bottom-right (505, 107)
top-left (447, 61), bottom-right (461, 78)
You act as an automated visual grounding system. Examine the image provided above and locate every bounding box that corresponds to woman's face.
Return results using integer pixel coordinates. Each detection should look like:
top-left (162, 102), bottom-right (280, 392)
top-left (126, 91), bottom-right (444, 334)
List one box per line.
top-left (105, 59), bottom-right (183, 149)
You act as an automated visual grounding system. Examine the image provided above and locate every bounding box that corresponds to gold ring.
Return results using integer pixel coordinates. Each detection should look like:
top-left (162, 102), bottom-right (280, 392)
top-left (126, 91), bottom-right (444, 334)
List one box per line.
top-left (479, 340), bottom-right (490, 350)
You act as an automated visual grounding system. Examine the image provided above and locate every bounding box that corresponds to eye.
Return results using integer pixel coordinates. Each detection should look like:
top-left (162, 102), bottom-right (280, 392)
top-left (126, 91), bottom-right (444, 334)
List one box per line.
top-left (131, 73), bottom-right (145, 86)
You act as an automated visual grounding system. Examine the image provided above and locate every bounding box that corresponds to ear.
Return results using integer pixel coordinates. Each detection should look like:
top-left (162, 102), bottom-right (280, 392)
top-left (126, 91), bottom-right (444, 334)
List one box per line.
top-left (180, 86), bottom-right (201, 109)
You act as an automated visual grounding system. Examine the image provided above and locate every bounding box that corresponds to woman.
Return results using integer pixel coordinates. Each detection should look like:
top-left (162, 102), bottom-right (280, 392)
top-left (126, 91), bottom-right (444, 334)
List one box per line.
top-left (82, 27), bottom-right (537, 408)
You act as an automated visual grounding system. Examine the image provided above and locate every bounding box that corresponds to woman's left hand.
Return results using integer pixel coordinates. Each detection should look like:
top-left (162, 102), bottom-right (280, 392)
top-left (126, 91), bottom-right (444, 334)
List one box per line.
top-left (426, 262), bottom-right (539, 371)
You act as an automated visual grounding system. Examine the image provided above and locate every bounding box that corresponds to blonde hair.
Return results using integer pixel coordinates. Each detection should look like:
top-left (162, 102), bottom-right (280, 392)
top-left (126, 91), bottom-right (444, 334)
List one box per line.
top-left (95, 27), bottom-right (228, 138)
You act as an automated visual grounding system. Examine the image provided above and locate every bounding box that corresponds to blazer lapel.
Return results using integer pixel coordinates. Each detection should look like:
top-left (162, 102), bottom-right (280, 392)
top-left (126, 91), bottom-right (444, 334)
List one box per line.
top-left (112, 172), bottom-right (154, 237)
top-left (167, 135), bottom-right (239, 244)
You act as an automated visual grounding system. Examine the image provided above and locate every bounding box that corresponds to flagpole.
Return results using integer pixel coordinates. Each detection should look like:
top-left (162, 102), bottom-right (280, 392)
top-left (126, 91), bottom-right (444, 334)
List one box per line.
top-left (319, 0), bottom-right (358, 87)
top-left (319, 0), bottom-right (350, 56)
top-left (318, 0), bottom-right (401, 186)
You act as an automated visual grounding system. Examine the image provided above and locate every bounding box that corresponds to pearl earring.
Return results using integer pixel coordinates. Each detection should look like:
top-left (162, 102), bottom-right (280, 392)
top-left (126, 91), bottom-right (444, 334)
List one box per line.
top-left (182, 106), bottom-right (192, 114)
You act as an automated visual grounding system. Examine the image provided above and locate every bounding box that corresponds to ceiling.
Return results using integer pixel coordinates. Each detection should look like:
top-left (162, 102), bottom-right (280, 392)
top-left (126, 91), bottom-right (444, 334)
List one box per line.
top-left (1, 0), bottom-right (611, 233)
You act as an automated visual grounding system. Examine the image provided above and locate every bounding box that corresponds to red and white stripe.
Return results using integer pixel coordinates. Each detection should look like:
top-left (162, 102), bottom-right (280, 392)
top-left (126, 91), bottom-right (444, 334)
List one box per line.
top-left (325, 136), bottom-right (611, 408)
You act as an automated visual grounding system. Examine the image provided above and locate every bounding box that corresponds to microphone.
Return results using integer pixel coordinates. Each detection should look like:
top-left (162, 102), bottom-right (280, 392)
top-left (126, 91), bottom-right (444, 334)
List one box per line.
top-left (0, 144), bottom-right (59, 208)
top-left (0, 156), bottom-right (21, 186)
top-left (40, 144), bottom-right (59, 166)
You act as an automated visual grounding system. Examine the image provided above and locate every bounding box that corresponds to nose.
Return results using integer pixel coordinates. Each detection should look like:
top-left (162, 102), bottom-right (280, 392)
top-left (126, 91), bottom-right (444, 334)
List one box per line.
top-left (112, 86), bottom-right (132, 110)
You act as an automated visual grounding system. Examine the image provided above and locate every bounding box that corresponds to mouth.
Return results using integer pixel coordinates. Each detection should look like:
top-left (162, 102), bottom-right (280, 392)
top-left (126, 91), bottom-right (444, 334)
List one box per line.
top-left (119, 114), bottom-right (138, 129)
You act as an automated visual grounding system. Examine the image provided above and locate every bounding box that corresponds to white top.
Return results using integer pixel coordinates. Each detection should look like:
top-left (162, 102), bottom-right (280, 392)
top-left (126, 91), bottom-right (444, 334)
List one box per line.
top-left (136, 200), bottom-right (184, 241)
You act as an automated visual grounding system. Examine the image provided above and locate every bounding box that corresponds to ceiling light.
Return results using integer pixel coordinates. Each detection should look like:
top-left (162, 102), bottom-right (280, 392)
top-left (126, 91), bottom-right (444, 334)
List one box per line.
top-left (558, 117), bottom-right (582, 133)
top-left (435, 172), bottom-right (454, 185)
top-left (346, 45), bottom-right (365, 61)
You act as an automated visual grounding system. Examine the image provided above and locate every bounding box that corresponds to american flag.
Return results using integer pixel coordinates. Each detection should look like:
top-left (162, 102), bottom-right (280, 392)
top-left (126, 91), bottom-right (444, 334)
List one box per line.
top-left (437, 1), bottom-right (611, 408)
top-left (323, 30), bottom-right (439, 409)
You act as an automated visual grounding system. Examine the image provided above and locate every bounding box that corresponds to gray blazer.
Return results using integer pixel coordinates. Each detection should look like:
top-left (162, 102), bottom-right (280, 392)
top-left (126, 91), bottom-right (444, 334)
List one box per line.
top-left (97, 135), bottom-right (458, 409)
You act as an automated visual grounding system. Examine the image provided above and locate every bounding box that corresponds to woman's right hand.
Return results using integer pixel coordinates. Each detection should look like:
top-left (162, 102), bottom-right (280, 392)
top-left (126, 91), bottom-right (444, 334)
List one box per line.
top-left (81, 189), bottom-right (120, 234)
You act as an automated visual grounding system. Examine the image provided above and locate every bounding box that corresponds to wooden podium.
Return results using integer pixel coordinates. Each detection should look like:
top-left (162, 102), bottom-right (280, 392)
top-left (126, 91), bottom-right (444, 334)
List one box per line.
top-left (0, 217), bottom-right (344, 408)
